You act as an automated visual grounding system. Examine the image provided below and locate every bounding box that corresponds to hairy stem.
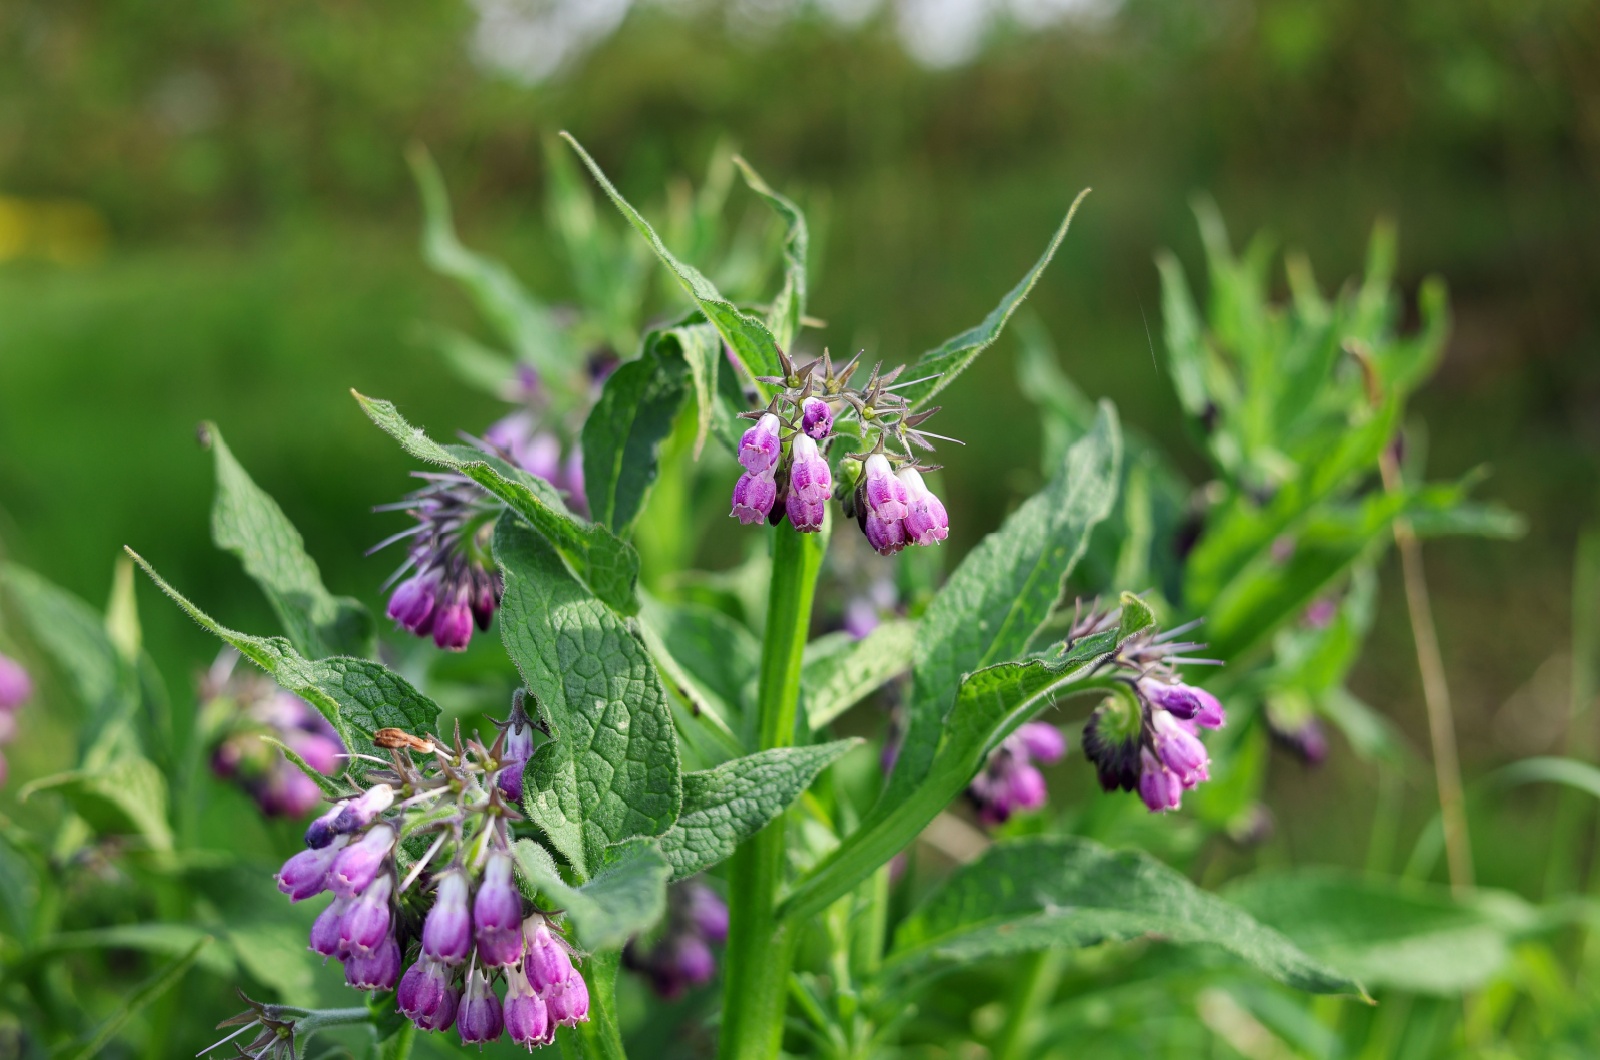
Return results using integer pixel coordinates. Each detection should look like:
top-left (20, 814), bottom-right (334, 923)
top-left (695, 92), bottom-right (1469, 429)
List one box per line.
top-left (719, 521), bottom-right (824, 1060)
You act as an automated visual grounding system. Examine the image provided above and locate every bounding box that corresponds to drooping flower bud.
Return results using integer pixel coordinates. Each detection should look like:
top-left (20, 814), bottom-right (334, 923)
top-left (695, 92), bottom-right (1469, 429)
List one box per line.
top-left (344, 934), bottom-right (401, 991)
top-left (523, 918), bottom-right (573, 994)
top-left (788, 435), bottom-right (832, 503)
top-left (472, 852), bottom-right (525, 968)
top-left (458, 968), bottom-right (505, 1045)
top-left (399, 956), bottom-right (460, 1032)
top-left (329, 824), bottom-right (395, 898)
top-left (375, 470), bottom-right (504, 651)
top-left (332, 784), bottom-right (395, 835)
top-left (339, 874), bottom-right (394, 955)
top-left (1138, 748), bottom-right (1183, 813)
top-left (730, 470), bottom-right (778, 525)
top-left (1191, 687), bottom-right (1226, 729)
top-left (799, 396), bottom-right (834, 440)
top-left (1016, 722), bottom-right (1066, 765)
top-left (309, 896), bottom-right (350, 958)
top-left (0, 653), bottom-right (33, 711)
top-left (1004, 762), bottom-right (1048, 814)
top-left (504, 965), bottom-right (553, 1048)
top-left (1140, 680), bottom-right (1205, 720)
top-left (861, 455), bottom-right (909, 522)
top-left (275, 837), bottom-right (346, 902)
top-left (432, 584), bottom-right (476, 652)
top-left (863, 512), bottom-right (907, 556)
top-left (738, 413), bottom-right (783, 474)
top-left (897, 467), bottom-right (948, 546)
top-left (1151, 710), bottom-right (1209, 785)
top-left (786, 492), bottom-right (827, 533)
top-left (423, 870), bottom-right (474, 965)
top-left (387, 571), bottom-right (439, 636)
top-left (545, 971), bottom-right (590, 1026)
top-left (497, 692), bottom-right (536, 804)
top-left (1082, 693), bottom-right (1143, 793)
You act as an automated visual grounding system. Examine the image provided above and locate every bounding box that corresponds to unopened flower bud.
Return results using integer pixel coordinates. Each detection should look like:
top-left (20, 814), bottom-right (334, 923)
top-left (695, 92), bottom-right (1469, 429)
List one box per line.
top-left (399, 956), bottom-right (460, 1031)
top-left (304, 803), bottom-right (344, 849)
top-left (498, 699), bottom-right (536, 804)
top-left (898, 467), bottom-right (949, 546)
top-left (329, 824), bottom-right (395, 897)
top-left (863, 512), bottom-right (907, 556)
top-left (0, 653), bottom-right (32, 711)
top-left (344, 934), bottom-right (401, 991)
top-left (332, 784), bottom-right (395, 835)
top-left (1138, 748), bottom-right (1183, 813)
top-left (788, 435), bottom-right (832, 503)
top-left (1191, 687), bottom-right (1226, 729)
top-left (387, 571), bottom-right (439, 636)
top-left (672, 934), bottom-right (716, 987)
top-left (472, 852), bottom-right (525, 968)
top-left (1140, 680), bottom-right (1204, 720)
top-left (524, 919), bottom-right (574, 995)
top-left (339, 874), bottom-right (394, 955)
top-left (1151, 711), bottom-right (1209, 786)
top-left (432, 586), bottom-right (475, 652)
top-left (862, 455), bottom-right (909, 521)
top-left (275, 837), bottom-right (347, 902)
top-left (458, 969), bottom-right (505, 1045)
top-left (730, 470), bottom-right (778, 525)
top-left (800, 396), bottom-right (833, 440)
top-left (786, 492), bottom-right (827, 533)
top-left (423, 871), bottom-right (474, 965)
top-left (504, 965), bottom-right (553, 1047)
top-left (546, 971), bottom-right (590, 1026)
top-left (309, 896), bottom-right (350, 958)
top-left (738, 413), bottom-right (783, 474)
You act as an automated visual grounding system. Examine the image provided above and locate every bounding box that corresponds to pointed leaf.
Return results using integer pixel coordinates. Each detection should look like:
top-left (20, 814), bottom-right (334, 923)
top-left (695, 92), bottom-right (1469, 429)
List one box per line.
top-left (896, 189), bottom-right (1090, 411)
top-left (889, 837), bottom-right (1362, 996)
top-left (512, 838), bottom-right (671, 952)
top-left (355, 392), bottom-right (640, 615)
top-left (660, 740), bottom-right (858, 879)
top-left (494, 518), bottom-right (679, 878)
top-left (734, 156), bottom-right (808, 352)
top-left (581, 335), bottom-right (689, 533)
top-left (803, 621), bottom-right (917, 731)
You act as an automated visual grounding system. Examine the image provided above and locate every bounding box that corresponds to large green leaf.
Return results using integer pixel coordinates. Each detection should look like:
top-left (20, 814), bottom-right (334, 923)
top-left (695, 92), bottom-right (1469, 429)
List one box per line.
top-left (2, 563), bottom-right (131, 736)
top-left (561, 133), bottom-right (784, 391)
top-left (512, 838), bottom-right (671, 952)
top-left (21, 752), bottom-right (173, 852)
top-left (128, 550), bottom-right (440, 765)
top-left (889, 838), bottom-right (1363, 997)
top-left (659, 741), bottom-right (857, 880)
top-left (733, 156), bottom-right (807, 353)
top-left (355, 392), bottom-right (640, 615)
top-left (581, 334), bottom-right (690, 533)
top-left (894, 189), bottom-right (1090, 411)
top-left (803, 620), bottom-right (917, 731)
top-left (1225, 870), bottom-right (1540, 995)
top-left (205, 423), bottom-right (374, 659)
top-left (888, 403), bottom-right (1121, 807)
top-left (494, 518), bottom-right (680, 878)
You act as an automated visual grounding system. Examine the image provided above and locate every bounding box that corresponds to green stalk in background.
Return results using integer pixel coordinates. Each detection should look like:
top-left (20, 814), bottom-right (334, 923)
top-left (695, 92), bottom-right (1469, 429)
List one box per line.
top-left (719, 520), bottom-right (826, 1059)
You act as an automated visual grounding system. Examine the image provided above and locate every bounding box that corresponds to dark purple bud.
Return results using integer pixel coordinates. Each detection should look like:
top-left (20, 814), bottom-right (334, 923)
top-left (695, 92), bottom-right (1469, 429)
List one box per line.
top-left (399, 956), bottom-right (460, 1031)
top-left (470, 571), bottom-right (500, 632)
top-left (339, 874), bottom-right (394, 955)
top-left (458, 969), bottom-right (504, 1045)
top-left (738, 413), bottom-right (783, 474)
top-left (800, 396), bottom-right (834, 440)
top-left (786, 491), bottom-right (827, 533)
top-left (0, 653), bottom-right (32, 711)
top-left (504, 966), bottom-right (553, 1047)
top-left (304, 804), bottom-right (343, 849)
top-left (672, 934), bottom-right (716, 987)
top-left (687, 885), bottom-right (729, 944)
top-left (309, 897), bottom-right (350, 957)
top-left (863, 512), bottom-right (907, 556)
top-left (524, 919), bottom-right (573, 994)
top-left (423, 871), bottom-right (474, 965)
top-left (329, 824), bottom-right (395, 897)
top-left (275, 838), bottom-right (346, 902)
top-left (1082, 695), bottom-right (1142, 793)
top-left (788, 435), bottom-right (832, 504)
top-left (898, 468), bottom-right (949, 546)
top-left (286, 730), bottom-right (342, 776)
top-left (344, 934), bottom-right (401, 991)
top-left (331, 784), bottom-right (395, 835)
top-left (388, 571), bottom-right (440, 636)
top-left (730, 470), bottom-right (778, 525)
top-left (546, 971), bottom-right (590, 1026)
top-left (1016, 722), bottom-right (1066, 765)
top-left (1138, 748), bottom-right (1183, 813)
top-left (1140, 680), bottom-right (1201, 719)
top-left (472, 852), bottom-right (524, 968)
top-left (1152, 711), bottom-right (1209, 786)
top-left (432, 586), bottom-right (475, 652)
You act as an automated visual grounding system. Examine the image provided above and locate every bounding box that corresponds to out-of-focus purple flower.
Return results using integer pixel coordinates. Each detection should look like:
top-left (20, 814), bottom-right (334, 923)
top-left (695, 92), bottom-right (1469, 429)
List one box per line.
top-left (286, 730), bottom-right (341, 775)
top-left (329, 824), bottom-right (395, 898)
top-left (545, 972), bottom-right (590, 1026)
top-left (1268, 710), bottom-right (1329, 766)
top-left (898, 467), bottom-right (948, 546)
top-left (738, 413), bottom-right (783, 474)
top-left (623, 880), bottom-right (727, 998)
top-left (968, 722), bottom-right (1066, 827)
top-left (472, 852), bottom-right (524, 968)
top-left (504, 965), bottom-right (552, 1048)
top-left (731, 471), bottom-right (778, 525)
top-left (1151, 710), bottom-right (1209, 784)
top-left (423, 871), bottom-right (474, 965)
top-left (0, 653), bottom-right (33, 711)
top-left (1016, 722), bottom-right (1066, 764)
top-left (275, 838), bottom-right (346, 902)
top-left (563, 447), bottom-right (587, 516)
top-left (1303, 596), bottom-right (1339, 629)
top-left (687, 884), bottom-right (728, 944)
top-left (255, 766), bottom-right (324, 818)
top-left (399, 956), bottom-right (460, 1031)
top-left (524, 919), bottom-right (573, 994)
top-left (800, 396), bottom-right (834, 440)
top-left (344, 935), bottom-right (401, 991)
top-left (458, 969), bottom-right (504, 1045)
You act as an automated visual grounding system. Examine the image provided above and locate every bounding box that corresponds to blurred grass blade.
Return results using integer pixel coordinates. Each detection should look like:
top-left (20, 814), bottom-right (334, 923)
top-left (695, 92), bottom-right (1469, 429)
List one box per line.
top-left (54, 935), bottom-right (211, 1060)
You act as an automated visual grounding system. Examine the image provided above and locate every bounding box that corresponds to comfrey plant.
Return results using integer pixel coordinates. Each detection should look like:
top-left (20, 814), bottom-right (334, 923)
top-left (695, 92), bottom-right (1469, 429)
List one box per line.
top-left (2, 145), bottom-right (1564, 1060)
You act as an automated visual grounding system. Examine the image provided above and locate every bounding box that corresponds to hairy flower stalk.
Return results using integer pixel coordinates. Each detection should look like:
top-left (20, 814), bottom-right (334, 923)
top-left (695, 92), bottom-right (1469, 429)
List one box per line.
top-left (1073, 602), bottom-right (1229, 813)
top-left (622, 879), bottom-right (729, 998)
top-left (269, 696), bottom-right (588, 1047)
top-left (728, 349), bottom-right (956, 555)
top-left (200, 650), bottom-right (345, 818)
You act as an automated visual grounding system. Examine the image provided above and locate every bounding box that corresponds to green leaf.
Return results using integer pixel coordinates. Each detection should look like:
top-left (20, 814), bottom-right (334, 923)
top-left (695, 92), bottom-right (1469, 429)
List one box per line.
top-left (261, 734), bottom-right (347, 798)
top-left (56, 936), bottom-right (212, 1060)
top-left (512, 838), bottom-right (671, 952)
top-left (733, 156), bottom-right (808, 353)
top-left (2, 563), bottom-right (131, 736)
top-left (672, 321), bottom-right (723, 460)
top-left (21, 752), bottom-right (173, 852)
top-left (37, 923), bottom-right (233, 975)
top-left (889, 403), bottom-right (1121, 807)
top-left (494, 518), bottom-right (680, 878)
top-left (895, 189), bottom-right (1091, 411)
top-left (659, 740), bottom-right (857, 879)
top-left (355, 392), bottom-right (640, 615)
top-left (127, 549), bottom-right (440, 766)
top-left (581, 336), bottom-right (690, 533)
top-left (889, 837), bottom-right (1362, 997)
top-left (781, 627), bottom-right (1124, 924)
top-left (1225, 870), bottom-right (1537, 995)
top-left (803, 620), bottom-right (916, 731)
top-left (205, 422), bottom-right (375, 659)
top-left (561, 132), bottom-right (784, 390)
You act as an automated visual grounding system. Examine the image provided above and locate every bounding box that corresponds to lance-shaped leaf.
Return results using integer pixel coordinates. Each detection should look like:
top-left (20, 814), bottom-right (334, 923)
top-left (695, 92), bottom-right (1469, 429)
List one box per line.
top-left (205, 423), bottom-right (375, 659)
top-left (803, 621), bottom-right (917, 731)
top-left (582, 333), bottom-right (691, 533)
top-left (126, 549), bottom-right (440, 766)
top-left (659, 740), bottom-right (858, 879)
top-left (781, 626), bottom-right (1127, 924)
top-left (561, 132), bottom-right (784, 391)
top-left (494, 518), bottom-right (680, 879)
top-left (888, 837), bottom-right (1363, 997)
top-left (355, 392), bottom-right (640, 616)
top-left (895, 189), bottom-right (1091, 411)
top-left (887, 404), bottom-right (1121, 809)
top-left (734, 156), bottom-right (808, 353)
top-left (512, 838), bottom-right (670, 952)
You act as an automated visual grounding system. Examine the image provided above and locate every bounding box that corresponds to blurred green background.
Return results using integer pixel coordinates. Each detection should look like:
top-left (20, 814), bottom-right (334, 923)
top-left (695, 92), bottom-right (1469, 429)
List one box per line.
top-left (1, 0), bottom-right (1597, 937)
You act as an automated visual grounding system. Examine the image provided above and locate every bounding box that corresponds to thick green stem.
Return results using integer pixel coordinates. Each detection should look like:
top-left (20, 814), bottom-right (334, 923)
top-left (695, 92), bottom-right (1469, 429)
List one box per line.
top-left (993, 950), bottom-right (1064, 1060)
top-left (558, 951), bottom-right (628, 1060)
top-left (719, 521), bottom-right (824, 1060)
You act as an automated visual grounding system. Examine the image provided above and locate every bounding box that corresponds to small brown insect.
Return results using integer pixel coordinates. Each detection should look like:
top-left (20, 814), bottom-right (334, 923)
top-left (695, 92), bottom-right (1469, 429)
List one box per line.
top-left (373, 727), bottom-right (436, 753)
